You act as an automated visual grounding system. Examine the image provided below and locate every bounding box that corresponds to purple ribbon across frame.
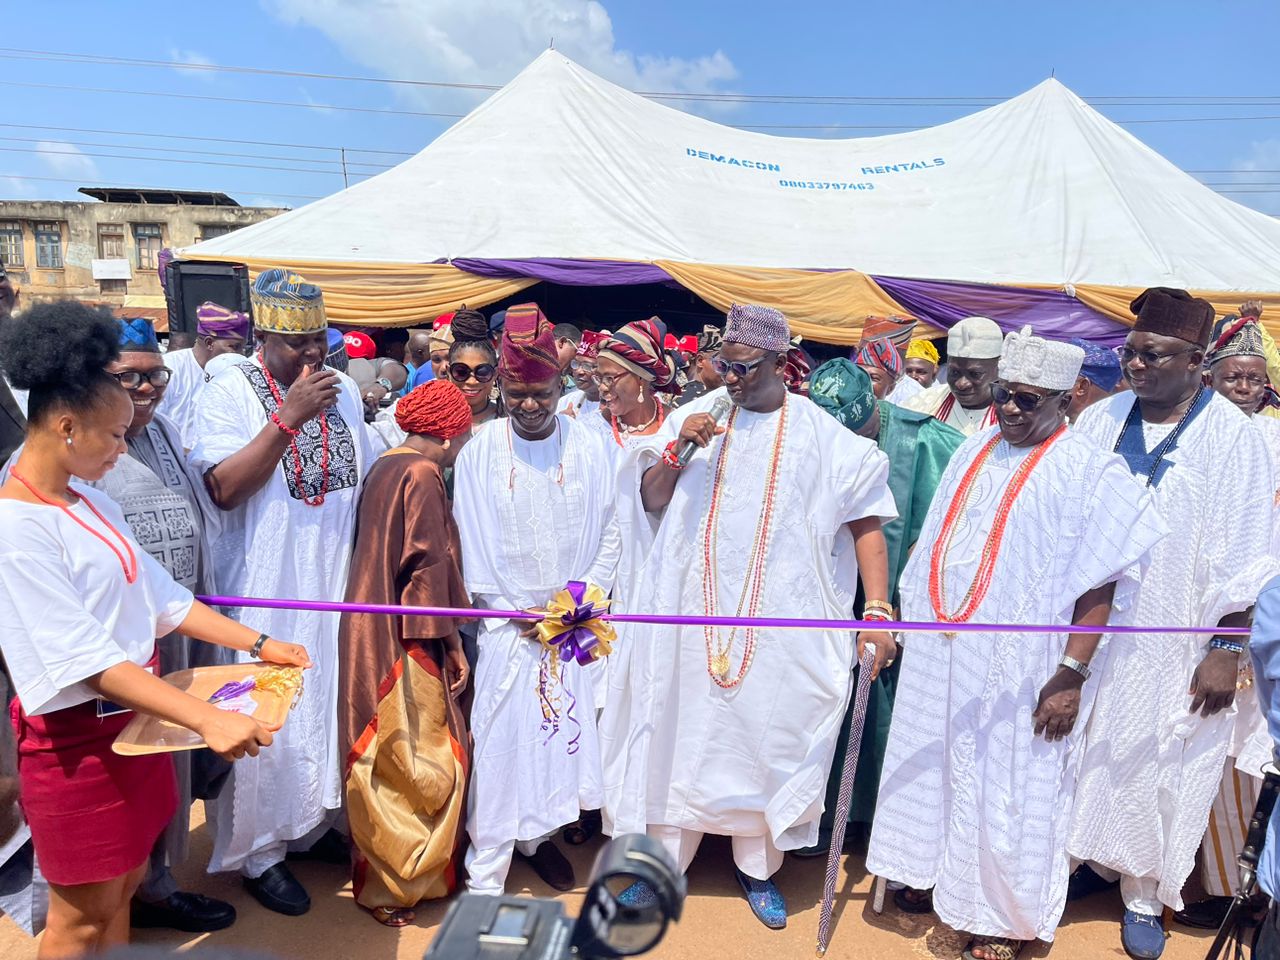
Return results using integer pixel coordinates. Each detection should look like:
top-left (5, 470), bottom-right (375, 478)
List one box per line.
top-left (197, 594), bottom-right (1250, 637)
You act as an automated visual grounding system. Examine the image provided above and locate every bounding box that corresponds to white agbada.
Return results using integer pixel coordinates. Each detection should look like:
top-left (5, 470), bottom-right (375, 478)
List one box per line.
top-left (558, 388), bottom-right (601, 420)
top-left (453, 415), bottom-right (621, 853)
top-left (865, 427), bottom-right (1167, 942)
top-left (156, 348), bottom-right (205, 450)
top-left (902, 382), bottom-right (997, 436)
top-left (1068, 390), bottom-right (1276, 909)
top-left (598, 387), bottom-right (896, 849)
top-left (886, 373), bottom-right (924, 405)
top-left (191, 356), bottom-right (372, 874)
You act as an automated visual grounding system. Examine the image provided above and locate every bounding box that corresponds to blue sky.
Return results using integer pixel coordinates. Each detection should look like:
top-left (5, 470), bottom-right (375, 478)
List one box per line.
top-left (3, 0), bottom-right (1279, 211)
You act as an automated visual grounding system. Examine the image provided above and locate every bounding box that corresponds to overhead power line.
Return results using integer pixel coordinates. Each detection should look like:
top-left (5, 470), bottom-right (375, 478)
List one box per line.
top-left (2, 47), bottom-right (1279, 107)
top-left (0, 122), bottom-right (417, 157)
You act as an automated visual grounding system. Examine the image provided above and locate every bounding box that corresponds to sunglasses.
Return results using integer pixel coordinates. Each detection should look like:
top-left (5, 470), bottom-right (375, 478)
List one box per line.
top-left (113, 368), bottom-right (172, 390)
top-left (711, 354), bottom-right (770, 379)
top-left (991, 382), bottom-right (1062, 412)
top-left (1118, 346), bottom-right (1194, 367)
top-left (449, 362), bottom-right (496, 384)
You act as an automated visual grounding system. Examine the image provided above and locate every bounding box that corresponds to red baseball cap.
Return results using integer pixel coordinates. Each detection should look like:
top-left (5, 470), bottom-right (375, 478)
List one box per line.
top-left (343, 331), bottom-right (377, 360)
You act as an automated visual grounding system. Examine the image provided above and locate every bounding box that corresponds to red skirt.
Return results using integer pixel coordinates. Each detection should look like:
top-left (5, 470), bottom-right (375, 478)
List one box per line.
top-left (11, 688), bottom-right (178, 886)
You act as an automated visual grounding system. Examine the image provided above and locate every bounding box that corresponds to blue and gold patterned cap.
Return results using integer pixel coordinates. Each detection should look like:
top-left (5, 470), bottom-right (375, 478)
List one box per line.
top-left (117, 317), bottom-right (160, 352)
top-left (250, 267), bottom-right (327, 335)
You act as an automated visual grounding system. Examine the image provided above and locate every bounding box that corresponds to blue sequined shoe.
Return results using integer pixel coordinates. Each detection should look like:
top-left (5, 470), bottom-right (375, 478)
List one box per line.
top-left (1121, 909), bottom-right (1166, 959)
top-left (616, 880), bottom-right (659, 908)
top-left (734, 868), bottom-right (787, 930)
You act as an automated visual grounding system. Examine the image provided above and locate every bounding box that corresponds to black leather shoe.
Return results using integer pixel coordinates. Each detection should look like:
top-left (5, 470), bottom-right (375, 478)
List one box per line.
top-left (518, 841), bottom-right (576, 892)
top-left (286, 828), bottom-right (350, 866)
top-left (243, 863), bottom-right (311, 916)
top-left (1173, 895), bottom-right (1234, 929)
top-left (131, 891), bottom-right (237, 932)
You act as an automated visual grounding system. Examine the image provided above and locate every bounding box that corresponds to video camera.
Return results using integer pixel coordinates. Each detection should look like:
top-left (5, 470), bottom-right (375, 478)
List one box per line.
top-left (426, 835), bottom-right (686, 960)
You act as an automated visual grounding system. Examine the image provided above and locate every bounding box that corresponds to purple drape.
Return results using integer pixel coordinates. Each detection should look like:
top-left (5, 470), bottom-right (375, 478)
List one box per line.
top-left (451, 257), bottom-right (676, 287)
top-left (872, 275), bottom-right (1129, 346)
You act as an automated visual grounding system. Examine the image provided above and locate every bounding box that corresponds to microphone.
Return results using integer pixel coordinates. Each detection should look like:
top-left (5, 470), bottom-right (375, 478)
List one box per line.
top-left (675, 395), bottom-right (732, 467)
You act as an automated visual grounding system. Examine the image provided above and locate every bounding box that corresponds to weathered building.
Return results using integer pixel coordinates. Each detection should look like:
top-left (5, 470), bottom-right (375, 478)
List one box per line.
top-left (0, 187), bottom-right (285, 326)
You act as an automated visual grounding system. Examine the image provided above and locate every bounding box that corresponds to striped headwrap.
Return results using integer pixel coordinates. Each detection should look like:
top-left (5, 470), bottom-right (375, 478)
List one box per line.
top-left (854, 337), bottom-right (903, 377)
top-left (498, 303), bottom-right (561, 383)
top-left (862, 315), bottom-right (918, 350)
top-left (118, 317), bottom-right (160, 352)
top-left (784, 342), bottom-right (813, 396)
top-left (597, 317), bottom-right (679, 394)
top-left (196, 301), bottom-right (250, 339)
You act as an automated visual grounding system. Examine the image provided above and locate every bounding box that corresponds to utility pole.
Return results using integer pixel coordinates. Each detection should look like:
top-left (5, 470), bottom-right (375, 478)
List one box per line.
top-left (340, 147), bottom-right (349, 188)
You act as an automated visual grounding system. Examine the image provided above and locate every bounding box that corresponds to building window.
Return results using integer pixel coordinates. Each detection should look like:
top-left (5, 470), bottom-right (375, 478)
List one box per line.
top-left (35, 222), bottom-right (63, 269)
top-left (198, 224), bottom-right (233, 242)
top-left (98, 223), bottom-right (125, 260)
top-left (0, 222), bottom-right (22, 267)
top-left (133, 223), bottom-right (163, 271)
top-left (99, 279), bottom-right (128, 295)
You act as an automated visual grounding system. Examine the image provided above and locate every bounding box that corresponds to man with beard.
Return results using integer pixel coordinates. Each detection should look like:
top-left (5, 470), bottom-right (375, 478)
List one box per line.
top-left (452, 303), bottom-right (620, 896)
top-left (599, 303), bottom-right (896, 929)
top-left (902, 317), bottom-right (1003, 435)
top-left (1068, 288), bottom-right (1275, 960)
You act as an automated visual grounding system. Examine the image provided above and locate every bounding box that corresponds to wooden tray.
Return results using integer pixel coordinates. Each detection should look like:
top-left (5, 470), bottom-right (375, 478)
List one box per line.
top-left (112, 662), bottom-right (299, 756)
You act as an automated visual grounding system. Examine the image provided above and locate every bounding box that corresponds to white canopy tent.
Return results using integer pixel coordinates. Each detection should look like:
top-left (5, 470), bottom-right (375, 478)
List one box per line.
top-left (186, 51), bottom-right (1280, 337)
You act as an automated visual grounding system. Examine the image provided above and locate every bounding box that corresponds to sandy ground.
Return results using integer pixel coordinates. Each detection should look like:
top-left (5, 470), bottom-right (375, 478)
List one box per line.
top-left (0, 806), bottom-right (1223, 960)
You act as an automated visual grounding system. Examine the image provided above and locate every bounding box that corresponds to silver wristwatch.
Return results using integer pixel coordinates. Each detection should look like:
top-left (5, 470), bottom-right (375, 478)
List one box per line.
top-left (1059, 654), bottom-right (1091, 681)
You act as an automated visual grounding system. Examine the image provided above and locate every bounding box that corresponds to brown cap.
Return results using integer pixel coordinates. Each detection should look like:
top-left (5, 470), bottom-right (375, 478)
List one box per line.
top-left (1130, 287), bottom-right (1216, 347)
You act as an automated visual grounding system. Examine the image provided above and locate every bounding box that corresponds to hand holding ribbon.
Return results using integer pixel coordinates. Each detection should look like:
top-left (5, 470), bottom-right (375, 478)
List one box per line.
top-left (530, 581), bottom-right (616, 666)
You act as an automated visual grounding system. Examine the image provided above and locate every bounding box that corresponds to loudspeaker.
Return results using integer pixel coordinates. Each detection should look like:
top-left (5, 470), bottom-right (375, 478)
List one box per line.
top-left (164, 259), bottom-right (251, 336)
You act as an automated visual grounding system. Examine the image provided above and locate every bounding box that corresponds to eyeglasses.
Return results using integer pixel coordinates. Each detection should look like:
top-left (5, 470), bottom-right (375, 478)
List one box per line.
top-left (1219, 373), bottom-right (1268, 388)
top-left (449, 362), bottom-right (496, 384)
top-left (112, 368), bottom-right (172, 390)
top-left (711, 354), bottom-right (770, 379)
top-left (1118, 346), bottom-right (1194, 367)
top-left (590, 371), bottom-right (633, 390)
top-left (991, 382), bottom-right (1062, 412)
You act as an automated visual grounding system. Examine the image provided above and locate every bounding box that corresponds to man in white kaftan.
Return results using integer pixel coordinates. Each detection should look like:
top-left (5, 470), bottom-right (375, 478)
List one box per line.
top-left (902, 316), bottom-right (1003, 436)
top-left (599, 304), bottom-right (897, 929)
top-left (1067, 287), bottom-right (1275, 960)
top-left (452, 302), bottom-right (620, 896)
top-left (190, 270), bottom-right (372, 915)
top-left (866, 328), bottom-right (1167, 952)
top-left (158, 303), bottom-right (251, 451)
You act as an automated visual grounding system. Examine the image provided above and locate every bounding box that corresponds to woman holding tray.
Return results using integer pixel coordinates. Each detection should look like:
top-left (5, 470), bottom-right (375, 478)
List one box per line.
top-left (0, 301), bottom-right (310, 960)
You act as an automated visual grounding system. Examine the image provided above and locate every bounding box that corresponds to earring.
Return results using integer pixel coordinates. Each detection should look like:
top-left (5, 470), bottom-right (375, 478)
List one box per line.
top-left (442, 438), bottom-right (451, 450)
top-left (637, 388), bottom-right (645, 404)
top-left (65, 437), bottom-right (73, 447)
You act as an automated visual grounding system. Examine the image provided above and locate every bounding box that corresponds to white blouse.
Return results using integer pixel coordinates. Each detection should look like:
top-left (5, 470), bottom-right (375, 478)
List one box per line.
top-left (0, 483), bottom-right (194, 715)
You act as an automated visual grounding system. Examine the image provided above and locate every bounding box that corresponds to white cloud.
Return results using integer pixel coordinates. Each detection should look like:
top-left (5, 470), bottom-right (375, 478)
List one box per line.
top-left (262, 0), bottom-right (738, 111)
top-left (298, 88), bottom-right (338, 115)
top-left (170, 48), bottom-right (218, 81)
top-left (1220, 139), bottom-right (1280, 216)
top-left (35, 141), bottom-right (99, 179)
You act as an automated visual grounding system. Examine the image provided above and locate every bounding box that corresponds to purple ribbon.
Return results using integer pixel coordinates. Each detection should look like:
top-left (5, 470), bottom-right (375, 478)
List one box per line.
top-left (198, 594), bottom-right (1250, 637)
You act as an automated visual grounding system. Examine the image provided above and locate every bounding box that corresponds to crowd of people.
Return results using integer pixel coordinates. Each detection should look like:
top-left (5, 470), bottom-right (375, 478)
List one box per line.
top-left (0, 256), bottom-right (1277, 960)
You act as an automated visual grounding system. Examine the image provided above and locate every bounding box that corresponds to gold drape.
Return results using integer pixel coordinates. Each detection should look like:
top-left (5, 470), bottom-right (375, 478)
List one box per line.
top-left (181, 254), bottom-right (536, 326)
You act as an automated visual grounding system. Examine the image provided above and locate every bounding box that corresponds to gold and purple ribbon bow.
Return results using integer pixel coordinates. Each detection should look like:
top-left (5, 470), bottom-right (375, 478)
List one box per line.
top-left (532, 581), bottom-right (615, 666)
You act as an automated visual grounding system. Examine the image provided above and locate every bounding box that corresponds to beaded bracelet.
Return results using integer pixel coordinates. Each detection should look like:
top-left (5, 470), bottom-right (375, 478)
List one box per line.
top-left (1209, 637), bottom-right (1246, 655)
top-left (660, 440), bottom-right (685, 470)
top-left (270, 412), bottom-right (300, 438)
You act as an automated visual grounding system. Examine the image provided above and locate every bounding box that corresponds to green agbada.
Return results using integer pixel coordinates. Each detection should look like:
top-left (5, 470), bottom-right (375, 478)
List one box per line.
top-left (808, 360), bottom-right (965, 836)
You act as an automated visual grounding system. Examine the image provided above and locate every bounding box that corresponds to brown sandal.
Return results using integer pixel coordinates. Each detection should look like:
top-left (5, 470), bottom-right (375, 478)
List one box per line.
top-left (962, 935), bottom-right (1025, 960)
top-left (371, 906), bottom-right (415, 927)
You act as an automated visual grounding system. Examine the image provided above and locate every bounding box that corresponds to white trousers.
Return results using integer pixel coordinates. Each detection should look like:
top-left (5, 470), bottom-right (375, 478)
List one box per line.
top-left (1089, 863), bottom-right (1161, 916)
top-left (240, 818), bottom-right (336, 880)
top-left (466, 832), bottom-right (555, 895)
top-left (1200, 758), bottom-right (1261, 898)
top-left (648, 825), bottom-right (784, 882)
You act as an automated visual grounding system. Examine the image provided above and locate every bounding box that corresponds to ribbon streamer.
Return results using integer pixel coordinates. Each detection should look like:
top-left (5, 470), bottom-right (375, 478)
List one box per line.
top-left (532, 580), bottom-right (616, 665)
top-left (199, 594), bottom-right (1251, 637)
